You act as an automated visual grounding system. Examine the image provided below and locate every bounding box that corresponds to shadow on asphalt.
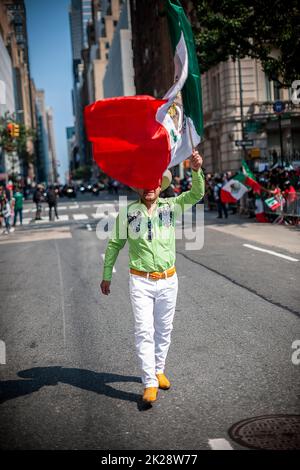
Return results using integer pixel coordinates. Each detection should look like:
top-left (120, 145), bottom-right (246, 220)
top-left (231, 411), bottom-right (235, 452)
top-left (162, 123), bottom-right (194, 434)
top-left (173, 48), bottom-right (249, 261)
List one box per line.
top-left (0, 366), bottom-right (152, 412)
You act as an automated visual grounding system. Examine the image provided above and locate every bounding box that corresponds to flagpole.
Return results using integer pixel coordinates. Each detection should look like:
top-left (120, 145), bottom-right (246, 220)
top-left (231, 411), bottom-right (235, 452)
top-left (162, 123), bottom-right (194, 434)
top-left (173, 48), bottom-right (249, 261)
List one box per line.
top-left (187, 119), bottom-right (196, 173)
top-left (188, 120), bottom-right (195, 152)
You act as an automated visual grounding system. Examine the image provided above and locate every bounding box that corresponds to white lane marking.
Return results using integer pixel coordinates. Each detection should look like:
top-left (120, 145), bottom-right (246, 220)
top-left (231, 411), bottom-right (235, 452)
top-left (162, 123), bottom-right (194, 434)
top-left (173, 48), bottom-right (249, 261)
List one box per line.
top-left (0, 340), bottom-right (6, 364)
top-left (22, 209), bottom-right (30, 214)
top-left (81, 204), bottom-right (91, 208)
top-left (55, 241), bottom-right (66, 348)
top-left (58, 215), bottom-right (69, 221)
top-left (208, 438), bottom-right (233, 450)
top-left (73, 214), bottom-right (88, 220)
top-left (69, 205), bottom-right (80, 210)
top-left (243, 243), bottom-right (299, 262)
top-left (86, 224), bottom-right (92, 231)
top-left (101, 254), bottom-right (116, 273)
top-left (57, 206), bottom-right (67, 210)
top-left (22, 219), bottom-right (31, 225)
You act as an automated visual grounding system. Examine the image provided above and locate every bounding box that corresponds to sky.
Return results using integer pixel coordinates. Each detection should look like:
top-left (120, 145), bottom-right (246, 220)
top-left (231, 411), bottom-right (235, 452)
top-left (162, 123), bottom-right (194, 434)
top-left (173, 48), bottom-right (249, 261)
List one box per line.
top-left (25, 0), bottom-right (73, 183)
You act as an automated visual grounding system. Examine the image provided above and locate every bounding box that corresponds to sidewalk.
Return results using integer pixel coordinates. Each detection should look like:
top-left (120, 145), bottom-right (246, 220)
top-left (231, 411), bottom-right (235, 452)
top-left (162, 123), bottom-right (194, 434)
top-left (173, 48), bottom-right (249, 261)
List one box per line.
top-left (205, 211), bottom-right (300, 255)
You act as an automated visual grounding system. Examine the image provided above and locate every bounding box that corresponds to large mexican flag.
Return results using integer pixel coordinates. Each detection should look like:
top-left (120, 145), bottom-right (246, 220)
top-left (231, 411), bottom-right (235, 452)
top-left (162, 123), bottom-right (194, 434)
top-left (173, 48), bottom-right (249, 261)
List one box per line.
top-left (84, 0), bottom-right (203, 189)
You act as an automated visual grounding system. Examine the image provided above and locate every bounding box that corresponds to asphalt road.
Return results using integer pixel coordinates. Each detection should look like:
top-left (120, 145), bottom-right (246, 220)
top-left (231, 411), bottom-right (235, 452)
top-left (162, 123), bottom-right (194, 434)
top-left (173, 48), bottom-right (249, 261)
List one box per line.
top-left (0, 198), bottom-right (299, 449)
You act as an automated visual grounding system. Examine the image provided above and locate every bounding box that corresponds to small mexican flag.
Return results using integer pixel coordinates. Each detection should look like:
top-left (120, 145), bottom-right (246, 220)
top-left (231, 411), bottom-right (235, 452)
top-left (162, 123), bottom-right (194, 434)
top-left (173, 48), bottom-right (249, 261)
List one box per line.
top-left (264, 196), bottom-right (281, 211)
top-left (220, 173), bottom-right (249, 203)
top-left (84, 0), bottom-right (203, 189)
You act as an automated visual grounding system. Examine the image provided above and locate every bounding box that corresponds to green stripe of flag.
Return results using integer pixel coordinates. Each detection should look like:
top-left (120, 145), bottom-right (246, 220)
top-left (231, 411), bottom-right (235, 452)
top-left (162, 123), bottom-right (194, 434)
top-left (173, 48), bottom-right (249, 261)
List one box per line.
top-left (165, 0), bottom-right (204, 137)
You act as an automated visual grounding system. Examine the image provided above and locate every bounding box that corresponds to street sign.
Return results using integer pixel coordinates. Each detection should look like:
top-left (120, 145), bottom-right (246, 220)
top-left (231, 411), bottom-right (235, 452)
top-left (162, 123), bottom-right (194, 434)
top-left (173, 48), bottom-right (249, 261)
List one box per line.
top-left (235, 140), bottom-right (254, 148)
top-left (273, 100), bottom-right (285, 114)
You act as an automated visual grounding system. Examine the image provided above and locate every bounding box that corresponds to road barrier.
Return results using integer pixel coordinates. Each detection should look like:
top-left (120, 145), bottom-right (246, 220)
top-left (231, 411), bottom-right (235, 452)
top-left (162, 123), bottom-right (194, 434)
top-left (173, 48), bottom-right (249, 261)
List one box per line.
top-left (264, 193), bottom-right (300, 224)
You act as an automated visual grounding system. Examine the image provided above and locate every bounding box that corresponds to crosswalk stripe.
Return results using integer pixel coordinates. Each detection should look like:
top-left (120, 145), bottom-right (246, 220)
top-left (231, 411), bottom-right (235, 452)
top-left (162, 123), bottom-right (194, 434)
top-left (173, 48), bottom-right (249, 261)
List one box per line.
top-left (58, 215), bottom-right (69, 221)
top-left (92, 213), bottom-right (105, 219)
top-left (94, 203), bottom-right (115, 208)
top-left (73, 214), bottom-right (88, 220)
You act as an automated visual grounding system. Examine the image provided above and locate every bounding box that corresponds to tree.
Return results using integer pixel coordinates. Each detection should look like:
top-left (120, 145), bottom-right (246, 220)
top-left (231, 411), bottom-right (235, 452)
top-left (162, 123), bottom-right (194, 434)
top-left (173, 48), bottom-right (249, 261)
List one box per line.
top-left (0, 112), bottom-right (36, 176)
top-left (192, 0), bottom-right (300, 86)
top-left (72, 165), bottom-right (92, 181)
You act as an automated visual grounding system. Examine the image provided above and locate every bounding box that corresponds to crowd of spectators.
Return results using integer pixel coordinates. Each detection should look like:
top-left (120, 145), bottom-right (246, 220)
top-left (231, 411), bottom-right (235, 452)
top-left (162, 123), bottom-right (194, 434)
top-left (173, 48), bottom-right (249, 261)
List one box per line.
top-left (203, 165), bottom-right (300, 223)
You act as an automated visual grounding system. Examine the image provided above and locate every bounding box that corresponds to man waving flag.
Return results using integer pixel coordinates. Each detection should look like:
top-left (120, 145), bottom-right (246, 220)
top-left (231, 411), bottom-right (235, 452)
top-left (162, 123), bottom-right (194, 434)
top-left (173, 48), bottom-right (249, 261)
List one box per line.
top-left (84, 0), bottom-right (203, 189)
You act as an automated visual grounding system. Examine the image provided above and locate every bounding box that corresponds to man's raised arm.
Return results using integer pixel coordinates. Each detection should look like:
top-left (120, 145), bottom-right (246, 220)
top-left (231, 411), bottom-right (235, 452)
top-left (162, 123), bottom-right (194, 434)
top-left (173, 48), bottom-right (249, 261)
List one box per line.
top-left (174, 150), bottom-right (205, 214)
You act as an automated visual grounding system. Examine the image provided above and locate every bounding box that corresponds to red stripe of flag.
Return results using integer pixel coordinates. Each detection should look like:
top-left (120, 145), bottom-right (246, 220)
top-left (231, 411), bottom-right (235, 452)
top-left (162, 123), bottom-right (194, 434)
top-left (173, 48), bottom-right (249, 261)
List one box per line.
top-left (84, 96), bottom-right (171, 189)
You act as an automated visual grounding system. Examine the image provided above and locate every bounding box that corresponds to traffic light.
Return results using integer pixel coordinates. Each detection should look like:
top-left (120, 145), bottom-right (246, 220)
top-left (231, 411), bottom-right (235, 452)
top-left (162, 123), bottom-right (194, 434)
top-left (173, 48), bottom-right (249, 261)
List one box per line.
top-left (13, 124), bottom-right (20, 137)
top-left (7, 122), bottom-right (14, 137)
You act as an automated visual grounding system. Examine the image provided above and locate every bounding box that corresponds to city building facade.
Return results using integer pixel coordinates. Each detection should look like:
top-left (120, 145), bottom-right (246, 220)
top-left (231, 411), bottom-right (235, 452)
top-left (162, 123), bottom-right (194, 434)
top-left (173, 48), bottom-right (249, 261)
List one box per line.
top-left (46, 107), bottom-right (59, 183)
top-left (129, 0), bottom-right (300, 173)
top-left (103, 0), bottom-right (135, 98)
top-left (35, 89), bottom-right (50, 183)
top-left (68, 0), bottom-right (124, 178)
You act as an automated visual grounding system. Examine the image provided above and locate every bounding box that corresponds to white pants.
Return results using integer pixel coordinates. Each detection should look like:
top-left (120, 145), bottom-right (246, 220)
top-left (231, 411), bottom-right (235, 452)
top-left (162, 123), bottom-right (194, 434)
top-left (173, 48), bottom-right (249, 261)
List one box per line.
top-left (129, 272), bottom-right (178, 388)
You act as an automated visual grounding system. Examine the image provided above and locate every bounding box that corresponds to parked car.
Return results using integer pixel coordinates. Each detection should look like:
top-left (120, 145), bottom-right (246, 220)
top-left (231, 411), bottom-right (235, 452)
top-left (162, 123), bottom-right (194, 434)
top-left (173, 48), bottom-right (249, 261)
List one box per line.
top-left (64, 185), bottom-right (77, 198)
top-left (91, 182), bottom-right (105, 195)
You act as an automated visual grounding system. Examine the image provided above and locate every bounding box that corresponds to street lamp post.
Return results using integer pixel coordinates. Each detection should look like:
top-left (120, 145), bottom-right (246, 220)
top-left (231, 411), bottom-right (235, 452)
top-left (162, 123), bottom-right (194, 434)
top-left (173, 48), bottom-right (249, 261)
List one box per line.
top-left (238, 56), bottom-right (247, 162)
top-left (273, 101), bottom-right (285, 166)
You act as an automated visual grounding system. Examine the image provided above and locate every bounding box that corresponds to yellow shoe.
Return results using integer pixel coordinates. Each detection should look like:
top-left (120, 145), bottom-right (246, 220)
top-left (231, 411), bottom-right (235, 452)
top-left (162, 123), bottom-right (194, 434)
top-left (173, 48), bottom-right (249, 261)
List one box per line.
top-left (156, 373), bottom-right (171, 390)
top-left (142, 387), bottom-right (158, 403)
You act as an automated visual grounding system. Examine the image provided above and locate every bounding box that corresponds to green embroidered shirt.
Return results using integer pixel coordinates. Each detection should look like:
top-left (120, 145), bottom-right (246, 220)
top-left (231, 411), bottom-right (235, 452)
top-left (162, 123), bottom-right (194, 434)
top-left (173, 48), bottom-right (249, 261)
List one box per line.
top-left (103, 169), bottom-right (205, 281)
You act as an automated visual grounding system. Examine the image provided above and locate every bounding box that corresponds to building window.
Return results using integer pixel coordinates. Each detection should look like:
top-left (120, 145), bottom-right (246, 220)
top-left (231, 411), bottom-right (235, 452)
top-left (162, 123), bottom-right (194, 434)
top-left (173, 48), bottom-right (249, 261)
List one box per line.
top-left (211, 74), bottom-right (221, 109)
top-left (273, 81), bottom-right (281, 101)
top-left (265, 75), bottom-right (272, 101)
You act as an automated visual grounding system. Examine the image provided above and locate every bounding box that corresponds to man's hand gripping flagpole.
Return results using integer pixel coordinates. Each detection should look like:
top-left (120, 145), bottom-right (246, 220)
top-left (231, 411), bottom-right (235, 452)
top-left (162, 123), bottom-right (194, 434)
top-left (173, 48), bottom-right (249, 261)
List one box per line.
top-left (188, 121), bottom-right (203, 171)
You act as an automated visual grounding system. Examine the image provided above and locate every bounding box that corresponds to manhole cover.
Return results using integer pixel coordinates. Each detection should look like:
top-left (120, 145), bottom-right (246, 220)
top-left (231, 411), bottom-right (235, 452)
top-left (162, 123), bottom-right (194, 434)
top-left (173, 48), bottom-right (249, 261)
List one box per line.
top-left (228, 415), bottom-right (300, 450)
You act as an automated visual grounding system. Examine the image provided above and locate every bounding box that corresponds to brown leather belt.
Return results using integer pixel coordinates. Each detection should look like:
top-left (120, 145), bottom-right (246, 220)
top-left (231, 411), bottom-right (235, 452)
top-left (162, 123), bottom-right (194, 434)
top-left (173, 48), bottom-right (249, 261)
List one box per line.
top-left (130, 266), bottom-right (176, 280)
